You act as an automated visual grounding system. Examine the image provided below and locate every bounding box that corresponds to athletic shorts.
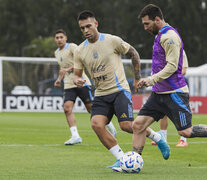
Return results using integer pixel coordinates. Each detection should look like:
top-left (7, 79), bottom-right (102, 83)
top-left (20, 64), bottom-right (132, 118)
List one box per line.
top-left (138, 92), bottom-right (192, 131)
top-left (91, 90), bottom-right (134, 122)
top-left (63, 86), bottom-right (93, 104)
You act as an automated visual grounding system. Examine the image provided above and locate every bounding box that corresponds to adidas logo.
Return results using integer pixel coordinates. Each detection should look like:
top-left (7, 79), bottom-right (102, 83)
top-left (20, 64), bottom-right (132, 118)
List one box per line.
top-left (168, 39), bottom-right (174, 44)
top-left (120, 113), bottom-right (127, 118)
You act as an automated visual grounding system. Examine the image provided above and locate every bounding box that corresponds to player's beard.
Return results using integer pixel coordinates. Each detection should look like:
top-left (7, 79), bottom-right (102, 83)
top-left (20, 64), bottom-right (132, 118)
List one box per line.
top-left (152, 24), bottom-right (159, 35)
top-left (147, 23), bottom-right (159, 35)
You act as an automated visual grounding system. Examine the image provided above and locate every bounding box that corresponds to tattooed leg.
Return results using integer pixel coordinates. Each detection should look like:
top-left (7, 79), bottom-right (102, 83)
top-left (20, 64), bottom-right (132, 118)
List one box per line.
top-left (133, 146), bottom-right (144, 155)
top-left (190, 124), bottom-right (207, 138)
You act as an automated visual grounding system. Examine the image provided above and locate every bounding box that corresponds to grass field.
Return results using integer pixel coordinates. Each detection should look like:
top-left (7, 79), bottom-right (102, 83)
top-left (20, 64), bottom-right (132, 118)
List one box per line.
top-left (0, 112), bottom-right (207, 180)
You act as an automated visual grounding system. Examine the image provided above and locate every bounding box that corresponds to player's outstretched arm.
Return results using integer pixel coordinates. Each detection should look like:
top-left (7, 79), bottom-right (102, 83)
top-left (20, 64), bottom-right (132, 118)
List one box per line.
top-left (59, 66), bottom-right (73, 79)
top-left (61, 66), bottom-right (74, 74)
top-left (73, 68), bottom-right (86, 88)
top-left (54, 67), bottom-right (72, 88)
top-left (54, 78), bottom-right (61, 87)
top-left (54, 69), bottom-right (64, 88)
top-left (125, 46), bottom-right (141, 92)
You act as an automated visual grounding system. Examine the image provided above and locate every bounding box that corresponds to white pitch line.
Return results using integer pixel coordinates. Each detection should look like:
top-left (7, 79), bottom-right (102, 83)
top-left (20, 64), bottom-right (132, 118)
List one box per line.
top-left (119, 141), bottom-right (207, 145)
top-left (0, 141), bottom-right (206, 147)
top-left (0, 144), bottom-right (62, 147)
top-left (187, 167), bottom-right (207, 169)
top-left (164, 141), bottom-right (207, 145)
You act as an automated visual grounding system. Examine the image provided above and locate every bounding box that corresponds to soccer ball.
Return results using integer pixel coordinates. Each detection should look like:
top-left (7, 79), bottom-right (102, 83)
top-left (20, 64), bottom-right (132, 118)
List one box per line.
top-left (120, 151), bottom-right (144, 173)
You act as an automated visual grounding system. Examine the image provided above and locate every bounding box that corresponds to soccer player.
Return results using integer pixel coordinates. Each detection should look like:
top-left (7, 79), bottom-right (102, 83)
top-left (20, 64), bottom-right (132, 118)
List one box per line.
top-left (151, 50), bottom-right (189, 147)
top-left (132, 4), bottom-right (207, 157)
top-left (73, 10), bottom-right (169, 169)
top-left (54, 29), bottom-right (117, 145)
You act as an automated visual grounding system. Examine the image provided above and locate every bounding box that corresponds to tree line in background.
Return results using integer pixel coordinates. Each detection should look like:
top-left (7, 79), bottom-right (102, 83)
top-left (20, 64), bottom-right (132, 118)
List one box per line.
top-left (0, 0), bottom-right (207, 93)
top-left (0, 0), bottom-right (206, 65)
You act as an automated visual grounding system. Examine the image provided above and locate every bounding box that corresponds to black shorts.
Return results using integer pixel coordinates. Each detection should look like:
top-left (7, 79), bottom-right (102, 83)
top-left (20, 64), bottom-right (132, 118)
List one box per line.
top-left (91, 90), bottom-right (134, 122)
top-left (63, 86), bottom-right (93, 104)
top-left (138, 92), bottom-right (192, 131)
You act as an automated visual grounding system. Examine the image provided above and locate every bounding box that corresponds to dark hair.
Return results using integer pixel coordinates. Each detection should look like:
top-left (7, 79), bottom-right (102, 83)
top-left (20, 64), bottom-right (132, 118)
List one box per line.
top-left (55, 29), bottom-right (67, 36)
top-left (77, 10), bottom-right (95, 21)
top-left (138, 4), bottom-right (163, 20)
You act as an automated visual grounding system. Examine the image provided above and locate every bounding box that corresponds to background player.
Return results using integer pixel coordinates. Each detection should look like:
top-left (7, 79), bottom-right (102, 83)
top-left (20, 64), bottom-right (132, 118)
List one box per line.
top-left (54, 29), bottom-right (117, 145)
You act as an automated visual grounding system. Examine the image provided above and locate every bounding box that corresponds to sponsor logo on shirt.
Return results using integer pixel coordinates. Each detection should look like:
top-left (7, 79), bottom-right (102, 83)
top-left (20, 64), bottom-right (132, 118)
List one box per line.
top-left (91, 65), bottom-right (106, 73)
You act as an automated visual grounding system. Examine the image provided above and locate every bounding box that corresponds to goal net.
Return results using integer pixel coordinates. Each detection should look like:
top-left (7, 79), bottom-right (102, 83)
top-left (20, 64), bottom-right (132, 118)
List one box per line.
top-left (0, 56), bottom-right (152, 112)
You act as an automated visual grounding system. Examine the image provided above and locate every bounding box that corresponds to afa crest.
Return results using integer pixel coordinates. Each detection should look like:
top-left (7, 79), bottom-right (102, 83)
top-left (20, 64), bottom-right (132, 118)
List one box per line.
top-left (93, 50), bottom-right (98, 59)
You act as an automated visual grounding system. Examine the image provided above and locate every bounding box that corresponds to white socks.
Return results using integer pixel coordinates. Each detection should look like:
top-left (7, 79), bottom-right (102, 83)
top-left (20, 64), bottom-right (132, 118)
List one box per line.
top-left (70, 126), bottom-right (80, 138)
top-left (106, 122), bottom-right (115, 131)
top-left (160, 130), bottom-right (167, 140)
top-left (109, 144), bottom-right (124, 160)
top-left (148, 129), bottom-right (161, 142)
top-left (180, 136), bottom-right (187, 142)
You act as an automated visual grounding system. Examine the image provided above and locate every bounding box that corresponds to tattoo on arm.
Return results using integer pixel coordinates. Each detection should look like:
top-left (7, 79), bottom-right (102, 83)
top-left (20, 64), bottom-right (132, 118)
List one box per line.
top-left (133, 146), bottom-right (144, 155)
top-left (190, 124), bottom-right (207, 138)
top-left (125, 46), bottom-right (141, 80)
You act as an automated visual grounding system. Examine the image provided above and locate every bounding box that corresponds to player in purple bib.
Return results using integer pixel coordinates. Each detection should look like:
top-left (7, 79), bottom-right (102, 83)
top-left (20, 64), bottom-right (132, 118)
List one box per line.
top-left (132, 4), bottom-right (207, 159)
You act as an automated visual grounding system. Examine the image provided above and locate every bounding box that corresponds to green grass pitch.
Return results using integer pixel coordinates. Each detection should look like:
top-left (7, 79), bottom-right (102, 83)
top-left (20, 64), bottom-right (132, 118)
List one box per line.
top-left (0, 112), bottom-right (207, 180)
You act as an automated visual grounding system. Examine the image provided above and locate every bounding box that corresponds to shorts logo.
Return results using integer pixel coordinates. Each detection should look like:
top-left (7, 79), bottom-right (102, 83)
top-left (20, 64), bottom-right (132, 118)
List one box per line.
top-left (179, 111), bottom-right (187, 127)
top-left (120, 113), bottom-right (127, 118)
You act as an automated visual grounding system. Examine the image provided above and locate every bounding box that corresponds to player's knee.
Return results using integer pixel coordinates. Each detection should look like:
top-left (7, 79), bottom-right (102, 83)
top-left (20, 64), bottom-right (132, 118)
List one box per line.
top-left (132, 119), bottom-right (145, 133)
top-left (91, 119), bottom-right (103, 131)
top-left (63, 105), bottom-right (73, 115)
top-left (119, 121), bottom-right (133, 133)
top-left (178, 129), bottom-right (191, 138)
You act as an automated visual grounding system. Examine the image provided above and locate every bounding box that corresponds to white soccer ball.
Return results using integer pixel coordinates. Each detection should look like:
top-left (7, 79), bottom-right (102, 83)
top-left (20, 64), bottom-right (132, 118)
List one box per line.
top-left (120, 151), bottom-right (144, 173)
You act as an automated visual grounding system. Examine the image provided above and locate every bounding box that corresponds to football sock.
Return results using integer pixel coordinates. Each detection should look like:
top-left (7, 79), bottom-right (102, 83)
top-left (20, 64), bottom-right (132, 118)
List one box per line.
top-left (106, 122), bottom-right (116, 131)
top-left (148, 129), bottom-right (161, 142)
top-left (109, 144), bottom-right (124, 160)
top-left (180, 136), bottom-right (187, 142)
top-left (160, 130), bottom-right (167, 140)
top-left (70, 126), bottom-right (80, 138)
